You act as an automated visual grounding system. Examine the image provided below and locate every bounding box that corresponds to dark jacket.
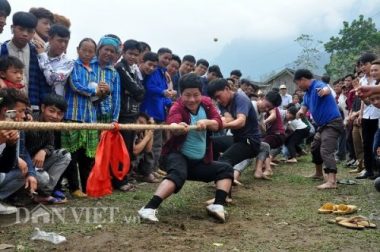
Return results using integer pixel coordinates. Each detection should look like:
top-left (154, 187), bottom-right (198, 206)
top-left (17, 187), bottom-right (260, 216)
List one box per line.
top-left (115, 60), bottom-right (145, 119)
top-left (0, 131), bottom-right (35, 177)
top-left (25, 115), bottom-right (55, 158)
top-left (0, 143), bottom-right (17, 173)
top-left (19, 131), bottom-right (36, 177)
top-left (201, 77), bottom-right (209, 97)
top-left (172, 72), bottom-right (180, 94)
top-left (0, 41), bottom-right (49, 107)
top-left (161, 96), bottom-right (222, 163)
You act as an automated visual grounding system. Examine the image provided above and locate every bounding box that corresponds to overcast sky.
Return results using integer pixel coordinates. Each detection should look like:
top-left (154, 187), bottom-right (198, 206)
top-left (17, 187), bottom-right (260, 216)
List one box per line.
top-left (3, 0), bottom-right (380, 79)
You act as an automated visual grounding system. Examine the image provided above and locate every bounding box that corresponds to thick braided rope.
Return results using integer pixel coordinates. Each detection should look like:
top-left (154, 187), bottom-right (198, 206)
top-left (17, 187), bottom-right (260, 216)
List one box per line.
top-left (0, 121), bottom-right (198, 131)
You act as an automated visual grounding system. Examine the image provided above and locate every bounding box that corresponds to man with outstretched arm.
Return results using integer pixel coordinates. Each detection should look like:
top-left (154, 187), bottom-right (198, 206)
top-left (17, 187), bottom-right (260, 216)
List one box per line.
top-left (294, 69), bottom-right (343, 189)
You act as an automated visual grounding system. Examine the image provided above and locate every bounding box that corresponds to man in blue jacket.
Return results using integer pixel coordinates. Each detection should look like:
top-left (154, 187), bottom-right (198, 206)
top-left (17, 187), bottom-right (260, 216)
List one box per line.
top-left (140, 47), bottom-right (176, 172)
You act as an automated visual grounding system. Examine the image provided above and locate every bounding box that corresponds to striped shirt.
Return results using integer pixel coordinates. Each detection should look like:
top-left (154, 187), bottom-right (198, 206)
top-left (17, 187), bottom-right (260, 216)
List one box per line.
top-left (91, 58), bottom-right (121, 122)
top-left (64, 59), bottom-right (98, 122)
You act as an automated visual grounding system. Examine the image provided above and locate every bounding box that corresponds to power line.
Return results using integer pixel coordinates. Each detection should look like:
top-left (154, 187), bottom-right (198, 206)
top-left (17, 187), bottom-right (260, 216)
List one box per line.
top-left (370, 10), bottom-right (380, 18)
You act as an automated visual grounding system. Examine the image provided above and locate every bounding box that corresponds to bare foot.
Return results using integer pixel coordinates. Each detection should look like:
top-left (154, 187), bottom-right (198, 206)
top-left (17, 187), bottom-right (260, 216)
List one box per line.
top-left (261, 174), bottom-right (272, 180)
top-left (263, 170), bottom-right (273, 177)
top-left (254, 172), bottom-right (263, 179)
top-left (286, 158), bottom-right (298, 163)
top-left (233, 180), bottom-right (243, 186)
top-left (317, 181), bottom-right (337, 190)
top-left (305, 174), bottom-right (324, 180)
top-left (233, 170), bottom-right (241, 182)
top-left (254, 173), bottom-right (272, 180)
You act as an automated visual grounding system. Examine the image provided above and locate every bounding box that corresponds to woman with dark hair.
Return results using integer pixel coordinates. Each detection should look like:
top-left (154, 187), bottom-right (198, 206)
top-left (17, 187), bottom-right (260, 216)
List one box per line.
top-left (60, 38), bottom-right (103, 198)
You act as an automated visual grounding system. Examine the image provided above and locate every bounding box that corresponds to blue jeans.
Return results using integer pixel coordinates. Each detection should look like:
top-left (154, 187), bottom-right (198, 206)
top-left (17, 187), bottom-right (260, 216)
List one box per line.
top-left (373, 128), bottom-right (380, 154)
top-left (373, 128), bottom-right (380, 171)
top-left (36, 149), bottom-right (71, 196)
top-left (0, 168), bottom-right (24, 200)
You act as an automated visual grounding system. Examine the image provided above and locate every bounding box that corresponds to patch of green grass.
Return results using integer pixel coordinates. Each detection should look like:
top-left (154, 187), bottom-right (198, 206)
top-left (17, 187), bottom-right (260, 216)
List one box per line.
top-left (1, 157), bottom-right (379, 251)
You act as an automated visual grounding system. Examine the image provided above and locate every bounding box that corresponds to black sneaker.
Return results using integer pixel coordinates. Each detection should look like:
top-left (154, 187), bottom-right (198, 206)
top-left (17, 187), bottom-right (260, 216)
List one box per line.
top-left (356, 172), bottom-right (374, 179)
top-left (345, 159), bottom-right (356, 167)
top-left (369, 173), bottom-right (380, 180)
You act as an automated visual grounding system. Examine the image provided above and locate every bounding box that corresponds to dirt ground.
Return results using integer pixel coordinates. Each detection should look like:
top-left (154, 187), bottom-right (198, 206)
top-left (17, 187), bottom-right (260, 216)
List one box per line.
top-left (1, 155), bottom-right (380, 251)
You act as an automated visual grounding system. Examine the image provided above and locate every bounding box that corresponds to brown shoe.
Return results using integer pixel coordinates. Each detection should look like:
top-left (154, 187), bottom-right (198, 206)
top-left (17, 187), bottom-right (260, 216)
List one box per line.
top-left (156, 169), bottom-right (167, 176)
top-left (263, 170), bottom-right (273, 177)
top-left (71, 190), bottom-right (87, 198)
top-left (349, 168), bottom-right (361, 173)
top-left (119, 184), bottom-right (137, 192)
top-left (143, 173), bottom-right (160, 183)
top-left (349, 161), bottom-right (364, 173)
top-left (153, 171), bottom-right (164, 178)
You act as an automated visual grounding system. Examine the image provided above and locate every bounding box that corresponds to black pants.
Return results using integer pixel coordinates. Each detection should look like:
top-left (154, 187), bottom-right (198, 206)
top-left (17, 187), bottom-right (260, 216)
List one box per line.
top-left (164, 152), bottom-right (233, 193)
top-left (212, 135), bottom-right (234, 160)
top-left (285, 128), bottom-right (309, 159)
top-left (113, 117), bottom-right (136, 188)
top-left (362, 118), bottom-right (378, 174)
top-left (336, 127), bottom-right (347, 161)
top-left (119, 117), bottom-right (136, 156)
top-left (152, 126), bottom-right (163, 171)
top-left (212, 135), bottom-right (260, 166)
top-left (345, 124), bottom-right (356, 160)
top-left (55, 148), bottom-right (94, 192)
top-left (134, 151), bottom-right (155, 176)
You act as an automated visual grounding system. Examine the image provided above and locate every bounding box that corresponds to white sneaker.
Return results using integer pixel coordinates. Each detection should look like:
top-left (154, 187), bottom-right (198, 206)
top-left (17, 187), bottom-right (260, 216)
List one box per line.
top-left (205, 197), bottom-right (233, 205)
top-left (0, 202), bottom-right (17, 215)
top-left (138, 207), bottom-right (159, 222)
top-left (359, 169), bottom-right (367, 176)
top-left (345, 159), bottom-right (355, 166)
top-left (206, 204), bottom-right (226, 223)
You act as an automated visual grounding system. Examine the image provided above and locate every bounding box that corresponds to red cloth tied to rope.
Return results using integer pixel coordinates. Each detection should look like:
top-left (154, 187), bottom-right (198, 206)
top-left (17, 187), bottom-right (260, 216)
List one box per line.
top-left (86, 123), bottom-right (130, 197)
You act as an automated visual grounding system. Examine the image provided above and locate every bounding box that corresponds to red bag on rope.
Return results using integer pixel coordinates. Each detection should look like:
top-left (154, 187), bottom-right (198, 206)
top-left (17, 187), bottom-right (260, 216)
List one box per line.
top-left (86, 124), bottom-right (130, 197)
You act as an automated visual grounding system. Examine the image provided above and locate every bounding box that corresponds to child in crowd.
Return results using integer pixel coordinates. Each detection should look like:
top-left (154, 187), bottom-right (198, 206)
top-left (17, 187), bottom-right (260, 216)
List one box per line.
top-left (0, 56), bottom-right (25, 89)
top-left (283, 105), bottom-right (309, 163)
top-left (131, 112), bottom-right (157, 183)
top-left (292, 94), bottom-right (301, 109)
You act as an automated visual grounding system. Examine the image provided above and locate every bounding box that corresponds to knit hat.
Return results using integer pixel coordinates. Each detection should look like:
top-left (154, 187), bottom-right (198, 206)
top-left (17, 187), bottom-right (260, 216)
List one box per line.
top-left (97, 35), bottom-right (121, 54)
